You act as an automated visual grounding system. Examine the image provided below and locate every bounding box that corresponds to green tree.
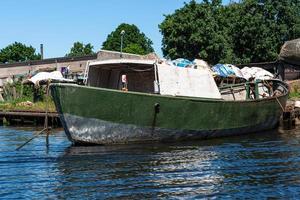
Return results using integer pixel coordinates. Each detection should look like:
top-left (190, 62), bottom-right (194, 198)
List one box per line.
top-left (231, 0), bottom-right (300, 63)
top-left (159, 0), bottom-right (300, 64)
top-left (0, 42), bottom-right (41, 63)
top-left (159, 0), bottom-right (234, 64)
top-left (66, 42), bottom-right (95, 57)
top-left (102, 23), bottom-right (154, 55)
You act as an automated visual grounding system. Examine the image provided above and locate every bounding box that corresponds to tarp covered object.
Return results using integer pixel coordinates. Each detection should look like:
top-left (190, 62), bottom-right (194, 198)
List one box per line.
top-left (241, 67), bottom-right (274, 80)
top-left (212, 64), bottom-right (244, 78)
top-left (157, 63), bottom-right (222, 99)
top-left (27, 71), bottom-right (73, 85)
top-left (279, 38), bottom-right (300, 65)
top-left (193, 59), bottom-right (210, 70)
top-left (172, 58), bottom-right (195, 68)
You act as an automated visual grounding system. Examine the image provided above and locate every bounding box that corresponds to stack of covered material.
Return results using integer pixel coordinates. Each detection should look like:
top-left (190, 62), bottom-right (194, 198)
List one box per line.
top-left (212, 64), bottom-right (244, 79)
top-left (241, 67), bottom-right (274, 80)
top-left (212, 64), bottom-right (275, 81)
top-left (172, 58), bottom-right (196, 68)
top-left (168, 58), bottom-right (276, 81)
top-left (169, 58), bottom-right (211, 71)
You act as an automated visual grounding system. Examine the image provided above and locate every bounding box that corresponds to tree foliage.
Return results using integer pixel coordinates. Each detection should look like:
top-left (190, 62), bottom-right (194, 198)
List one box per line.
top-left (0, 42), bottom-right (41, 63)
top-left (66, 42), bottom-right (95, 57)
top-left (231, 0), bottom-right (300, 63)
top-left (102, 23), bottom-right (154, 55)
top-left (159, 0), bottom-right (300, 64)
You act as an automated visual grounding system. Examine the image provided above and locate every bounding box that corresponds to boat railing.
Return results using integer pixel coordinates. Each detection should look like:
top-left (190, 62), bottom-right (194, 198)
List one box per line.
top-left (83, 61), bottom-right (90, 85)
top-left (154, 62), bottom-right (160, 94)
top-left (219, 79), bottom-right (288, 101)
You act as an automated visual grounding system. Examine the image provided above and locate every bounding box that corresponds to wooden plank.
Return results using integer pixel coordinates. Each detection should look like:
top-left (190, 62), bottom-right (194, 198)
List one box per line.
top-left (0, 110), bottom-right (59, 117)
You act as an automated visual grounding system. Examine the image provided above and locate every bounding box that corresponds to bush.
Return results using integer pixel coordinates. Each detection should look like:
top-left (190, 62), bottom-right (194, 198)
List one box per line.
top-left (2, 80), bottom-right (45, 103)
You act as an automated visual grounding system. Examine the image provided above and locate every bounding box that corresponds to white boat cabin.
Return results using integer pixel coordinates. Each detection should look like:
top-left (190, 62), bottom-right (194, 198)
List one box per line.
top-left (86, 59), bottom-right (222, 99)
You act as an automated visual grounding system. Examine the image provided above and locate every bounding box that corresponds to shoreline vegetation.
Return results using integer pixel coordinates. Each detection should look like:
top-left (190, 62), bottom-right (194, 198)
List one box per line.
top-left (0, 80), bottom-right (56, 112)
top-left (289, 92), bottom-right (300, 100)
top-left (0, 98), bottom-right (56, 112)
top-left (288, 80), bottom-right (300, 100)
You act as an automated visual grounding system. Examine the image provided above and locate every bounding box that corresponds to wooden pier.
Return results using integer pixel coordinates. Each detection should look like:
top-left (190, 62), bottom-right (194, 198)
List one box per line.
top-left (0, 110), bottom-right (61, 127)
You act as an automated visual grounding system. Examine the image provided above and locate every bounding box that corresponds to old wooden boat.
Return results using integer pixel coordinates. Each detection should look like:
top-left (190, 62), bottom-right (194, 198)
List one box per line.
top-left (50, 58), bottom-right (289, 145)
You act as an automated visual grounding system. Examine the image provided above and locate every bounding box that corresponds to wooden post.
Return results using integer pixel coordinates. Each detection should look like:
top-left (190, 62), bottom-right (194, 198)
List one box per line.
top-left (278, 62), bottom-right (285, 81)
top-left (33, 86), bottom-right (38, 103)
top-left (44, 80), bottom-right (50, 147)
top-left (282, 111), bottom-right (295, 130)
top-left (0, 91), bottom-right (4, 102)
top-left (246, 82), bottom-right (251, 100)
top-left (254, 80), bottom-right (259, 99)
top-left (20, 83), bottom-right (23, 98)
top-left (12, 87), bottom-right (17, 100)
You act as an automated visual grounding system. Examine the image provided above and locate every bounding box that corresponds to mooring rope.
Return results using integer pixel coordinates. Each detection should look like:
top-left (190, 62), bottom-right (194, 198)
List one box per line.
top-left (16, 79), bottom-right (52, 151)
top-left (16, 128), bottom-right (47, 151)
top-left (275, 96), bottom-right (285, 112)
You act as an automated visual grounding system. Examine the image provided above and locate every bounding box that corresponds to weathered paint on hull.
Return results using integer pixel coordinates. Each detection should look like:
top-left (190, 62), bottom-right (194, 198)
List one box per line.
top-left (62, 113), bottom-right (279, 145)
top-left (50, 83), bottom-right (288, 145)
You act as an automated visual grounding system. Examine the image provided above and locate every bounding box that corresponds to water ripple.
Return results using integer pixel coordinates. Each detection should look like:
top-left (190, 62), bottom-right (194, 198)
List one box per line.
top-left (1, 127), bottom-right (300, 199)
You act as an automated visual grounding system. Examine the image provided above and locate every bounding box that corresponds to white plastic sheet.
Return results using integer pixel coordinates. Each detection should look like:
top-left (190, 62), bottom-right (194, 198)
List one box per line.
top-left (28, 71), bottom-right (73, 85)
top-left (241, 67), bottom-right (274, 80)
top-left (157, 64), bottom-right (222, 99)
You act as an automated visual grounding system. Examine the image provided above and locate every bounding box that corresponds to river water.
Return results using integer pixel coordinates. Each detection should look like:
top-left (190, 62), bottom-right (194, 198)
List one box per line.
top-left (1, 127), bottom-right (300, 199)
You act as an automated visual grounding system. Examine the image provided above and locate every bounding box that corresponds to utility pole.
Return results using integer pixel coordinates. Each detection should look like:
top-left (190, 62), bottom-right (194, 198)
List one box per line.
top-left (40, 44), bottom-right (44, 60)
top-left (120, 30), bottom-right (125, 58)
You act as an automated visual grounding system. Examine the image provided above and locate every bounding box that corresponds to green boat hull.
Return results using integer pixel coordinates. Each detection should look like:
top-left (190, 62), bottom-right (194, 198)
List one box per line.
top-left (50, 83), bottom-right (288, 145)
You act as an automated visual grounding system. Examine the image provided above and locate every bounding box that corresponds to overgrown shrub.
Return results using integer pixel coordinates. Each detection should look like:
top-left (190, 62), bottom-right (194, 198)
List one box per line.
top-left (2, 80), bottom-right (45, 103)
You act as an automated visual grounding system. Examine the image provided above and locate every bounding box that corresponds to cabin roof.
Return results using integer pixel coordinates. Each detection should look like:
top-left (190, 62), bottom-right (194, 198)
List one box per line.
top-left (89, 59), bottom-right (156, 69)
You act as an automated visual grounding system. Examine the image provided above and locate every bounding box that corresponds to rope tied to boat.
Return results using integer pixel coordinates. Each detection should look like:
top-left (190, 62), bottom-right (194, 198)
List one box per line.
top-left (275, 96), bottom-right (285, 112)
top-left (262, 80), bottom-right (285, 112)
top-left (16, 128), bottom-right (47, 151)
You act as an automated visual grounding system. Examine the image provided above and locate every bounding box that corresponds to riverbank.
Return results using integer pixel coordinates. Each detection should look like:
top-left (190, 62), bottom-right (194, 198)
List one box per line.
top-left (0, 99), bottom-right (56, 112)
top-left (0, 99), bottom-right (59, 126)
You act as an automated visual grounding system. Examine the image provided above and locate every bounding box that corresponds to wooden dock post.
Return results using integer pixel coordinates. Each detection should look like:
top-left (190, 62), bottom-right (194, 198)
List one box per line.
top-left (44, 80), bottom-right (51, 147)
top-left (281, 103), bottom-right (296, 130)
top-left (282, 111), bottom-right (295, 130)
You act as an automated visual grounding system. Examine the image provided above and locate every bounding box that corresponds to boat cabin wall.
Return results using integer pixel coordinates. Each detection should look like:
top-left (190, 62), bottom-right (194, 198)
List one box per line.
top-left (87, 67), bottom-right (155, 93)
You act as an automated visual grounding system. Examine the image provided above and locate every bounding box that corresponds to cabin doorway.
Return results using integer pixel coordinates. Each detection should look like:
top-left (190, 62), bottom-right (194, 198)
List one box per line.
top-left (87, 63), bottom-right (155, 93)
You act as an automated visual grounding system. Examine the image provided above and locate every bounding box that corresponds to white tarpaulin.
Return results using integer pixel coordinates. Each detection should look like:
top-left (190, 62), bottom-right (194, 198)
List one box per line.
top-left (241, 67), bottom-right (274, 80)
top-left (28, 71), bottom-right (73, 85)
top-left (157, 64), bottom-right (222, 99)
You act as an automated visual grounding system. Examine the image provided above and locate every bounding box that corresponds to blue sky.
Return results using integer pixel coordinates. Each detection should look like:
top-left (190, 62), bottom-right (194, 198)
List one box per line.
top-left (0, 0), bottom-right (230, 58)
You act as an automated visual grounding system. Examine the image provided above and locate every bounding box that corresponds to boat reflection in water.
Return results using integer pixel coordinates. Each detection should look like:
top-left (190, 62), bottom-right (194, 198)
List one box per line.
top-left (2, 127), bottom-right (300, 199)
top-left (56, 141), bottom-right (225, 198)
top-left (53, 128), bottom-right (300, 198)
